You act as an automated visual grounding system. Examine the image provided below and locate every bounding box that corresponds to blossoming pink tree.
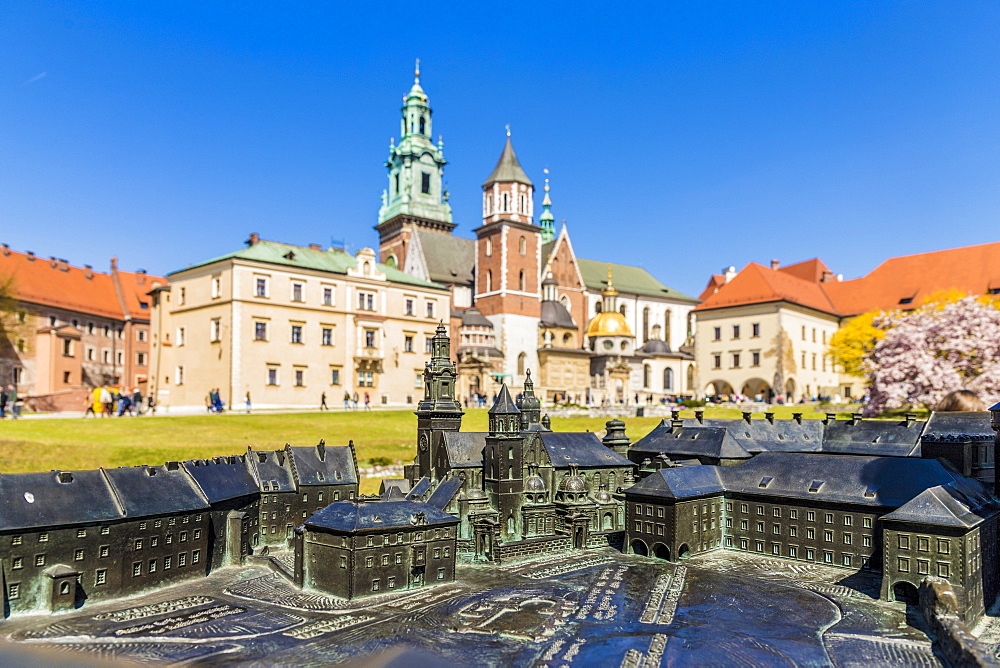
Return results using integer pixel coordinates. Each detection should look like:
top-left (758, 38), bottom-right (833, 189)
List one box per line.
top-left (863, 297), bottom-right (1000, 416)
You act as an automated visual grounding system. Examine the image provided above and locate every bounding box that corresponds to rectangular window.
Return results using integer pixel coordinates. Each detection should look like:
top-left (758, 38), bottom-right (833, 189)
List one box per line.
top-left (752, 323), bottom-right (760, 337)
top-left (806, 528), bottom-right (815, 539)
top-left (210, 318), bottom-right (221, 342)
top-left (176, 365), bottom-right (185, 385)
top-left (863, 517), bottom-right (872, 528)
top-left (331, 368), bottom-right (341, 385)
top-left (752, 351), bottom-right (760, 367)
top-left (404, 335), bottom-right (414, 353)
top-left (136, 352), bottom-right (147, 366)
top-left (825, 513), bottom-right (833, 524)
top-left (178, 553), bottom-right (186, 567)
top-left (321, 327), bottom-right (333, 346)
top-left (255, 277), bottom-right (268, 298)
top-left (789, 545), bottom-right (798, 558)
top-left (938, 562), bottom-right (950, 578)
top-left (96, 569), bottom-right (107, 585)
top-left (358, 292), bottom-right (375, 311)
top-left (843, 554), bottom-right (852, 567)
top-left (823, 551), bottom-right (833, 563)
top-left (756, 521), bottom-right (764, 533)
top-left (405, 299), bottom-right (414, 316)
top-left (712, 354), bottom-right (721, 370)
top-left (164, 556), bottom-right (172, 569)
top-left (898, 534), bottom-right (910, 549)
top-left (8, 583), bottom-right (19, 599)
top-left (898, 557), bottom-right (909, 572)
top-left (863, 535), bottom-right (872, 548)
top-left (193, 550), bottom-right (200, 564)
top-left (11, 557), bottom-right (22, 570)
top-left (365, 330), bottom-right (376, 348)
top-left (938, 539), bottom-right (950, 555)
top-left (740, 503), bottom-right (748, 513)
top-left (917, 537), bottom-right (929, 552)
top-left (824, 530), bottom-right (833, 542)
top-left (292, 283), bottom-right (304, 302)
top-left (100, 545), bottom-right (109, 557)
top-left (255, 322), bottom-right (268, 341)
top-left (132, 562), bottom-right (142, 577)
top-left (731, 353), bottom-right (741, 368)
top-left (211, 276), bottom-right (221, 299)
top-left (732, 325), bottom-right (740, 339)
top-left (437, 568), bottom-right (445, 580)
top-left (806, 549), bottom-right (815, 560)
top-left (917, 559), bottom-right (929, 575)
top-left (425, 337), bottom-right (434, 354)
top-left (291, 325), bottom-right (303, 344)
top-left (322, 286), bottom-right (333, 306)
top-left (421, 172), bottom-right (430, 194)
top-left (789, 526), bottom-right (797, 537)
top-left (267, 367), bottom-right (279, 386)
top-left (178, 287), bottom-right (186, 305)
top-left (740, 519), bottom-right (748, 530)
top-left (426, 302), bottom-right (435, 318)
top-left (388, 576), bottom-right (396, 589)
top-left (772, 524), bottom-right (780, 535)
top-left (180, 531), bottom-right (188, 543)
top-left (843, 515), bottom-right (853, 526)
top-left (135, 539), bottom-right (143, 550)
top-left (713, 327), bottom-right (721, 341)
top-left (789, 509), bottom-right (798, 520)
top-left (844, 533), bottom-right (852, 545)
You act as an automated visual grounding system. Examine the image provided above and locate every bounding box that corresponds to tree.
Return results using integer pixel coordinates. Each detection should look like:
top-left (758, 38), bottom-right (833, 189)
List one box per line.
top-left (827, 311), bottom-right (888, 378)
top-left (863, 297), bottom-right (1000, 415)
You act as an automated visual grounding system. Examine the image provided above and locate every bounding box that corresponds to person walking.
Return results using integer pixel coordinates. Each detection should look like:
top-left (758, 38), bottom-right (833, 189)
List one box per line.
top-left (245, 391), bottom-right (252, 414)
top-left (343, 391), bottom-right (351, 410)
top-left (363, 392), bottom-right (371, 411)
top-left (100, 385), bottom-right (113, 417)
top-left (132, 388), bottom-right (143, 416)
top-left (0, 386), bottom-right (7, 419)
top-left (320, 392), bottom-right (328, 411)
top-left (6, 385), bottom-right (19, 419)
top-left (351, 392), bottom-right (359, 410)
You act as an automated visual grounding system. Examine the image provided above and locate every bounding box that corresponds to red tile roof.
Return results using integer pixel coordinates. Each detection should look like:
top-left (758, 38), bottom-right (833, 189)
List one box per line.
top-left (695, 241), bottom-right (1000, 317)
top-left (0, 247), bottom-right (165, 320)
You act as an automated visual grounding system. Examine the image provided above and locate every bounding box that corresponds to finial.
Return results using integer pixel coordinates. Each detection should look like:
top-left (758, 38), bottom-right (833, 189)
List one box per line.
top-left (505, 124), bottom-right (511, 137)
top-left (414, 58), bottom-right (420, 82)
top-left (607, 264), bottom-right (614, 289)
top-left (526, 369), bottom-right (532, 380)
top-left (543, 167), bottom-right (550, 193)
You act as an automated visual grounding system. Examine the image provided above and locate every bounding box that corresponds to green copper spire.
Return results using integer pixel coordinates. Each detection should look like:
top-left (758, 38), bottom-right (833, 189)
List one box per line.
top-left (539, 168), bottom-right (555, 243)
top-left (378, 61), bottom-right (453, 227)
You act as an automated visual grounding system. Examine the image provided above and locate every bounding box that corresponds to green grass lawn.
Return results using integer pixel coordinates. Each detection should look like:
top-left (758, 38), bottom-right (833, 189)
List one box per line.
top-left (0, 405), bottom-right (886, 495)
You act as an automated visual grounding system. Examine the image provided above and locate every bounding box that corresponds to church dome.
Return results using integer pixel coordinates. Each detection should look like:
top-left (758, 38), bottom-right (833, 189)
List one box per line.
top-left (586, 311), bottom-right (632, 338)
top-left (465, 488), bottom-right (487, 500)
top-left (639, 338), bottom-right (671, 354)
top-left (594, 489), bottom-right (613, 504)
top-left (525, 475), bottom-right (547, 492)
top-left (558, 475), bottom-right (587, 493)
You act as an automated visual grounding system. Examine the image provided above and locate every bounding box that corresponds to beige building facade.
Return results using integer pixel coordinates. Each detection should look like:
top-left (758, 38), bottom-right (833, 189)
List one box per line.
top-left (150, 237), bottom-right (450, 411)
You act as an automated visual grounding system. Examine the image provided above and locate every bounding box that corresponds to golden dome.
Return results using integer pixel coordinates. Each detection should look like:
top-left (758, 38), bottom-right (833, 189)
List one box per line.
top-left (586, 311), bottom-right (632, 338)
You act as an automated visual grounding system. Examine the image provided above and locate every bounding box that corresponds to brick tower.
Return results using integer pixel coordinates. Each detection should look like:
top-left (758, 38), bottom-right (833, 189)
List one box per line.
top-left (474, 131), bottom-right (542, 386)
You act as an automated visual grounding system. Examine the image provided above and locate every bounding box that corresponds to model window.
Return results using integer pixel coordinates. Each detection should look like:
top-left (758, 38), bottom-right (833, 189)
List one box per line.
top-left (806, 511), bottom-right (815, 522)
top-left (789, 509), bottom-right (798, 519)
top-left (806, 528), bottom-right (815, 539)
top-left (824, 530), bottom-right (833, 542)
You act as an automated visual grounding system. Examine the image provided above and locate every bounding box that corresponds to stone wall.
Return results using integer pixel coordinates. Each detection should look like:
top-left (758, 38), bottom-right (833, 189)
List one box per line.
top-left (918, 577), bottom-right (995, 667)
top-left (587, 531), bottom-right (624, 550)
top-left (497, 535), bottom-right (572, 563)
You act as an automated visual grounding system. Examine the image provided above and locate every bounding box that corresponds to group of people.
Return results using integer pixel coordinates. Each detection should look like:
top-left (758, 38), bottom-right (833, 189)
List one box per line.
top-left (206, 388), bottom-right (225, 413)
top-left (341, 391), bottom-right (371, 410)
top-left (86, 385), bottom-right (150, 417)
top-left (0, 385), bottom-right (20, 419)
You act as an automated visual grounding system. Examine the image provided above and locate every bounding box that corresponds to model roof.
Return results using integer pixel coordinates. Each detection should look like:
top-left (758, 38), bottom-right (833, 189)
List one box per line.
top-left (577, 258), bottom-right (696, 302)
top-left (176, 239), bottom-right (445, 290)
top-left (537, 432), bottom-right (634, 468)
top-left (489, 384), bottom-right (519, 415)
top-left (102, 464), bottom-right (210, 517)
top-left (304, 500), bottom-right (458, 533)
top-left (426, 476), bottom-right (463, 510)
top-left (923, 411), bottom-right (993, 438)
top-left (0, 470), bottom-right (123, 531)
top-left (820, 417), bottom-right (924, 456)
top-left (627, 466), bottom-right (726, 499)
top-left (182, 456), bottom-right (259, 503)
top-left (287, 444), bottom-right (357, 486)
top-left (632, 422), bottom-right (750, 459)
top-left (247, 448), bottom-right (297, 492)
top-left (441, 432), bottom-right (487, 468)
top-left (881, 485), bottom-right (996, 528)
top-left (681, 417), bottom-right (824, 454)
top-left (720, 453), bottom-right (980, 508)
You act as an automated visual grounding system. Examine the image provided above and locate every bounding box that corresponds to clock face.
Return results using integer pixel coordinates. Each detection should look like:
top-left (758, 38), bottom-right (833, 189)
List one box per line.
top-left (419, 434), bottom-right (428, 452)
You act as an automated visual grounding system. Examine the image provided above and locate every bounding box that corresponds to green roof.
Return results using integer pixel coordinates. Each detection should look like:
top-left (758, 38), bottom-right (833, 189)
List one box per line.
top-left (171, 240), bottom-right (447, 290)
top-left (577, 258), bottom-right (697, 302)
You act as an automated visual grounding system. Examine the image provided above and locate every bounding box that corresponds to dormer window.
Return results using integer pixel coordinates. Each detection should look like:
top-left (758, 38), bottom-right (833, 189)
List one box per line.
top-left (808, 480), bottom-right (824, 493)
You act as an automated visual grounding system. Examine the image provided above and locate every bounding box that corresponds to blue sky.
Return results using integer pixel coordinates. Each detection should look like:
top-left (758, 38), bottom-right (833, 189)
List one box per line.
top-left (1, 2), bottom-right (998, 297)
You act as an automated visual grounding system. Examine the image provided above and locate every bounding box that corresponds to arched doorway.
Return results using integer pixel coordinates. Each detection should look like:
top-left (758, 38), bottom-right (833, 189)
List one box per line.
top-left (630, 539), bottom-right (649, 556)
top-left (740, 378), bottom-right (772, 401)
top-left (705, 380), bottom-right (734, 399)
top-left (892, 581), bottom-right (919, 604)
top-left (602, 512), bottom-right (614, 531)
top-left (784, 379), bottom-right (796, 402)
top-left (678, 543), bottom-right (691, 559)
top-left (653, 543), bottom-right (671, 561)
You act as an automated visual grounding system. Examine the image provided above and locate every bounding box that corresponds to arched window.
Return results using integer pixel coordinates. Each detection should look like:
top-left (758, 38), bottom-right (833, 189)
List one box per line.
top-left (519, 236), bottom-right (526, 255)
top-left (385, 254), bottom-right (398, 269)
top-left (419, 116), bottom-right (426, 134)
top-left (502, 192), bottom-right (509, 211)
top-left (687, 365), bottom-right (695, 391)
top-left (563, 332), bottom-right (572, 344)
top-left (519, 194), bottom-right (526, 213)
top-left (642, 307), bottom-right (650, 342)
top-left (486, 270), bottom-right (492, 292)
top-left (643, 364), bottom-right (651, 389)
top-left (518, 270), bottom-right (525, 291)
top-left (595, 302), bottom-right (603, 314)
top-left (664, 368), bottom-right (674, 390)
top-left (619, 304), bottom-right (627, 316)
top-left (517, 352), bottom-right (526, 375)
top-left (485, 194), bottom-right (493, 215)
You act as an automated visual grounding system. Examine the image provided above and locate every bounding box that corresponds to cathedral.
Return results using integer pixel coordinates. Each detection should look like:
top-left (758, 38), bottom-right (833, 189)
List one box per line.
top-left (374, 64), bottom-right (699, 406)
top-left (405, 323), bottom-right (636, 561)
